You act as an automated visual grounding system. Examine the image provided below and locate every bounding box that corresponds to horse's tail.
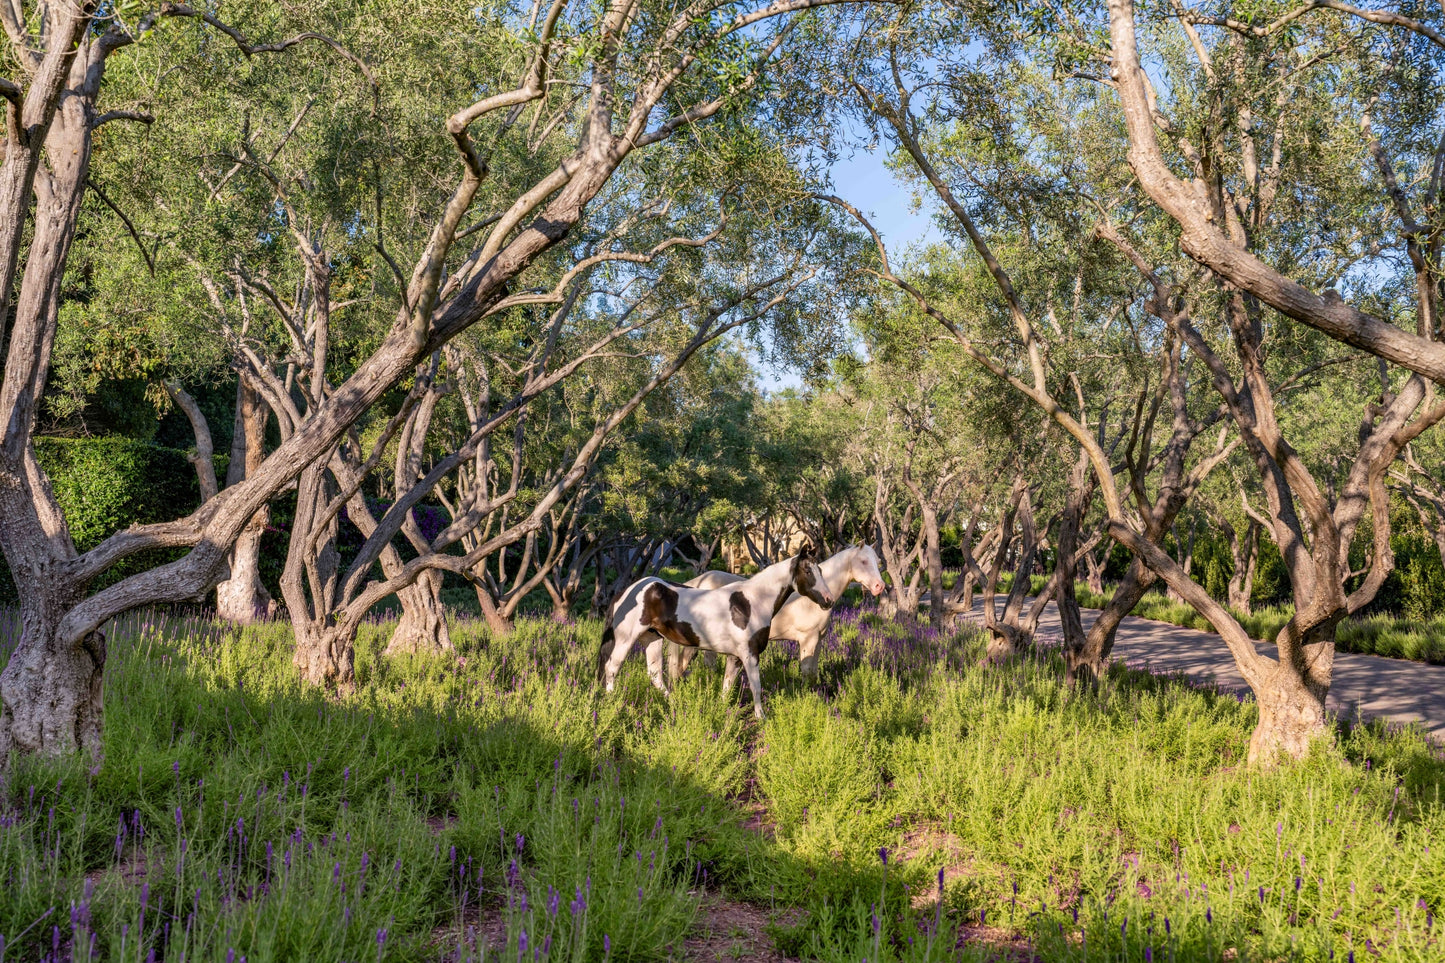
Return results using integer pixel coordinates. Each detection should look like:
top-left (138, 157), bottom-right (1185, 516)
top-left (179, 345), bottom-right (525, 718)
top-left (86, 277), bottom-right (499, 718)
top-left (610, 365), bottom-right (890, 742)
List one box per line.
top-left (596, 621), bottom-right (616, 685)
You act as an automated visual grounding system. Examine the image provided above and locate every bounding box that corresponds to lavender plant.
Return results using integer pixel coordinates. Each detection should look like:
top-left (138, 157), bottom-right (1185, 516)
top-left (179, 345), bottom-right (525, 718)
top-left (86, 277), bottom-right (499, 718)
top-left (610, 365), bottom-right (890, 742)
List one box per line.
top-left (1, 603), bottom-right (1441, 961)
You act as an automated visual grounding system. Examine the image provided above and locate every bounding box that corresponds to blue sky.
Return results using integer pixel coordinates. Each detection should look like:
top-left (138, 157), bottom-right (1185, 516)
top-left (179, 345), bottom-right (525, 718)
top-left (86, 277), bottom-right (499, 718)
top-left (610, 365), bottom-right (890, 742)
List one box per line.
top-left (829, 145), bottom-right (940, 253)
top-left (754, 146), bottom-right (941, 393)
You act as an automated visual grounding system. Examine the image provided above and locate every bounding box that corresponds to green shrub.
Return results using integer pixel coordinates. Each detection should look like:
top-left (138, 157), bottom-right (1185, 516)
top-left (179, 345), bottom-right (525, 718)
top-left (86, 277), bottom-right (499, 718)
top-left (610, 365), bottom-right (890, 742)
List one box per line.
top-left (0, 437), bottom-right (201, 603)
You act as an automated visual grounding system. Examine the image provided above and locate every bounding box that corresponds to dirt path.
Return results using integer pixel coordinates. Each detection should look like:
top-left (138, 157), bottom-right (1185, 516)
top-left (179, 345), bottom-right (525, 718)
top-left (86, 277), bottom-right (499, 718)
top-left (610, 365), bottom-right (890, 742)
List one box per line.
top-left (954, 600), bottom-right (1445, 743)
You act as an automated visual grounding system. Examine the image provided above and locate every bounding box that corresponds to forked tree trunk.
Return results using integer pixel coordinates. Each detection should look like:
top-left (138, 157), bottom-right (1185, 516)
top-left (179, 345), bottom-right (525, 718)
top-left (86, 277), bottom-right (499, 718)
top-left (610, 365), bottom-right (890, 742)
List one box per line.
top-left (982, 479), bottom-right (1037, 663)
top-left (284, 465), bottom-right (353, 689)
top-left (1083, 545), bottom-right (1107, 595)
top-left (0, 95), bottom-right (105, 759)
top-left (474, 581), bottom-right (516, 636)
top-left (1250, 650), bottom-right (1332, 765)
top-left (542, 577), bottom-right (571, 621)
top-left (293, 619), bottom-right (355, 690)
top-left (1065, 560), bottom-right (1155, 681)
top-left (1224, 517), bottom-right (1260, 615)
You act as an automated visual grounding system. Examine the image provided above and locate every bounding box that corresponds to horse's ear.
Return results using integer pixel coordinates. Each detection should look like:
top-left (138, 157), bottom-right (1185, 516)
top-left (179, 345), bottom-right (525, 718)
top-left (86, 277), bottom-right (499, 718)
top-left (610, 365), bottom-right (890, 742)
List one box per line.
top-left (800, 542), bottom-right (815, 559)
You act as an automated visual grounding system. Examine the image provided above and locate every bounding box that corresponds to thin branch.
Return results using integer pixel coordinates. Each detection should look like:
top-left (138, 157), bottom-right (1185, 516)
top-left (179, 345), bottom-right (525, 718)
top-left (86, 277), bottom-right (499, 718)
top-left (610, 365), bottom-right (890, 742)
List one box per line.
top-left (86, 178), bottom-right (155, 275)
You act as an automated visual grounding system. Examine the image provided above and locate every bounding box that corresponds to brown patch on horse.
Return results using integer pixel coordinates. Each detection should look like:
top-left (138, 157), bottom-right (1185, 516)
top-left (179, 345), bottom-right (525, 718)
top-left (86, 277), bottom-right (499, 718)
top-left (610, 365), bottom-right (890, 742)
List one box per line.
top-left (789, 544), bottom-right (832, 609)
top-left (640, 582), bottom-right (678, 627)
top-left (773, 557), bottom-right (801, 616)
top-left (730, 591), bottom-right (751, 629)
top-left (748, 626), bottom-right (770, 657)
top-left (641, 582), bottom-right (701, 649)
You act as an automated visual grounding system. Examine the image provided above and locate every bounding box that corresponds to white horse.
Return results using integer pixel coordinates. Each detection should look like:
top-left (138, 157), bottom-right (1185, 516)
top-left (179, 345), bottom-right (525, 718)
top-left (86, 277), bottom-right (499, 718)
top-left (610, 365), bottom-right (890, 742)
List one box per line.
top-left (677, 545), bottom-right (885, 685)
top-left (596, 546), bottom-right (833, 720)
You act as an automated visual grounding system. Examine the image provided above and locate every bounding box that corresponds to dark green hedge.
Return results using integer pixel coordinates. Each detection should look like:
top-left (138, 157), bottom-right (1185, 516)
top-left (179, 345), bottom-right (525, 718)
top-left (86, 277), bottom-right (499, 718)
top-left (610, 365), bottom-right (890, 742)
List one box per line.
top-left (0, 437), bottom-right (201, 603)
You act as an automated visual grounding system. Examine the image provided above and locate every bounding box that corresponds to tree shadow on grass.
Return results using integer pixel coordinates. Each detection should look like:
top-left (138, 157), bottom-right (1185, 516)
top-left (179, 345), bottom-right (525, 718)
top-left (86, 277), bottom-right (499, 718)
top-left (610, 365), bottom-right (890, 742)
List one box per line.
top-left (0, 608), bottom-right (967, 963)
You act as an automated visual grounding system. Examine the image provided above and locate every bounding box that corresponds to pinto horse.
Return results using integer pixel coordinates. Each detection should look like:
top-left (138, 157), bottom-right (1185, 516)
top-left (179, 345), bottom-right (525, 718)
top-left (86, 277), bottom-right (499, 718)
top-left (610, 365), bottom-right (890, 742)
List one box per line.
top-left (677, 545), bottom-right (886, 685)
top-left (596, 546), bottom-right (832, 719)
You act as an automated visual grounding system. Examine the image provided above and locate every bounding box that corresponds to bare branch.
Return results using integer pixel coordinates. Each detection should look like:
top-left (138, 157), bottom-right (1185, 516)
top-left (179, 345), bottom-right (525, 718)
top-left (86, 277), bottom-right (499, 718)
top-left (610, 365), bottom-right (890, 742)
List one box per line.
top-left (93, 108), bottom-right (153, 127)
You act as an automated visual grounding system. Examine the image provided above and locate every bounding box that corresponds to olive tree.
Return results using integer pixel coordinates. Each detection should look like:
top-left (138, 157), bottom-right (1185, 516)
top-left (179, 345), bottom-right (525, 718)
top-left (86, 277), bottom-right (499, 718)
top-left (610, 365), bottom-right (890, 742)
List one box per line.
top-left (0, 0), bottom-right (876, 761)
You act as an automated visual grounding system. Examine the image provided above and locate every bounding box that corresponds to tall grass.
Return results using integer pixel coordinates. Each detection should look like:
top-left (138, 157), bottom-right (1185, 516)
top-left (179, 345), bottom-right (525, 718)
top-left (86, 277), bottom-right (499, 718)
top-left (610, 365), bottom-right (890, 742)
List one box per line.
top-left (0, 606), bottom-right (1441, 961)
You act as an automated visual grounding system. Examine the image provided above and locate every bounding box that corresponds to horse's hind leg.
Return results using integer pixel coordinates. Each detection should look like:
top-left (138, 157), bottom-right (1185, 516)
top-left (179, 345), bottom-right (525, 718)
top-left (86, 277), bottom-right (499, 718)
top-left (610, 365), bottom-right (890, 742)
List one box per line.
top-left (721, 655), bottom-right (742, 696)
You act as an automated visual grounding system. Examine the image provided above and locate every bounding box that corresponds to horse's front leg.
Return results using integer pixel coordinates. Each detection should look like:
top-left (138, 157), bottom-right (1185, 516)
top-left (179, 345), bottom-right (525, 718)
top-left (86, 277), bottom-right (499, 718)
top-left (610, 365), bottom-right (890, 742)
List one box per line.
top-left (602, 633), bottom-right (638, 693)
top-left (645, 639), bottom-right (671, 695)
top-left (741, 652), bottom-right (766, 721)
top-left (799, 631), bottom-right (822, 678)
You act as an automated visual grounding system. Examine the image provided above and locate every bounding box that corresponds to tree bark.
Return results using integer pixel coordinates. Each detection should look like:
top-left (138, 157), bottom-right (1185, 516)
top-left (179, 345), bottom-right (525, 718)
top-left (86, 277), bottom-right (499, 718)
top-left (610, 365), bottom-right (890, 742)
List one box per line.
top-left (982, 478), bottom-right (1037, 662)
top-left (1222, 515), bottom-right (1261, 615)
top-left (921, 501), bottom-right (945, 628)
top-left (0, 94), bottom-right (104, 758)
top-left (0, 588), bottom-right (105, 762)
top-left (284, 464), bottom-right (351, 688)
top-left (474, 580), bottom-right (516, 636)
top-left (1082, 543), bottom-right (1106, 595)
top-left (216, 379), bottom-right (273, 622)
top-left (1052, 447), bottom-right (1095, 658)
top-left (385, 570), bottom-right (451, 655)
top-left (1165, 515), bottom-right (1197, 603)
top-left (1066, 560), bottom-right (1155, 681)
top-left (165, 380), bottom-right (219, 501)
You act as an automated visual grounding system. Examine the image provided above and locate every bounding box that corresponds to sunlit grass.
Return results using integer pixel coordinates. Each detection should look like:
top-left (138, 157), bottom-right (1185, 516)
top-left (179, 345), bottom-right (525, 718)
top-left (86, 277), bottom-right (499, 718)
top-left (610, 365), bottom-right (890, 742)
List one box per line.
top-left (0, 606), bottom-right (1441, 961)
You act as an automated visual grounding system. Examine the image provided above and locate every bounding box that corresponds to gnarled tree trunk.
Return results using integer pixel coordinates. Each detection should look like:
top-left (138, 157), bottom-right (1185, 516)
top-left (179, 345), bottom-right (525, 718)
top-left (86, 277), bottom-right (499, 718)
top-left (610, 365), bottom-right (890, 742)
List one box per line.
top-left (0, 82), bottom-right (107, 759)
top-left (1083, 544), bottom-right (1107, 595)
top-left (386, 570), bottom-right (451, 655)
top-left (0, 587), bottom-right (105, 762)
